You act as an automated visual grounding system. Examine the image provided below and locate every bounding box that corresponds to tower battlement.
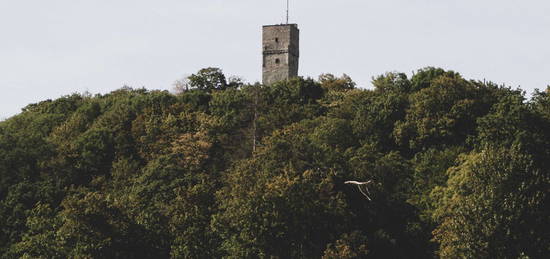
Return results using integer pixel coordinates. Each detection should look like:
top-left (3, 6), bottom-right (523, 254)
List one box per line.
top-left (262, 24), bottom-right (299, 85)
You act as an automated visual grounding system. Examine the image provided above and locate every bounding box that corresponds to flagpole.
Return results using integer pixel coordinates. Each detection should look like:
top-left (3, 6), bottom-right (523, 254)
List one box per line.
top-left (286, 0), bottom-right (289, 24)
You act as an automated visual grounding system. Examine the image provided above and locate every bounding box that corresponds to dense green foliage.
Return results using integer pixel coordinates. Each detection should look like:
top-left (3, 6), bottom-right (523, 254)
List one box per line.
top-left (1, 68), bottom-right (549, 258)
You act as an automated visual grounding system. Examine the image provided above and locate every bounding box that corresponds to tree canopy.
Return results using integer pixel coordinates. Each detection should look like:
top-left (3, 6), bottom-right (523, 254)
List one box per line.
top-left (1, 67), bottom-right (549, 258)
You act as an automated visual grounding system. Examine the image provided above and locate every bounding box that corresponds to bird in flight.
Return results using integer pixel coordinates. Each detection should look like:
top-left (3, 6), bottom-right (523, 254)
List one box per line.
top-left (345, 180), bottom-right (373, 201)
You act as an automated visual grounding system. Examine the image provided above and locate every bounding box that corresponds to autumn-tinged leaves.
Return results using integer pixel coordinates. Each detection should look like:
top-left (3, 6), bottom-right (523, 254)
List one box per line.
top-left (1, 68), bottom-right (549, 258)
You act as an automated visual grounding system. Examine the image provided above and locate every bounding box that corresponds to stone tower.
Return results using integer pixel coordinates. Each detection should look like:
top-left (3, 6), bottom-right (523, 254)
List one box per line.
top-left (262, 24), bottom-right (299, 85)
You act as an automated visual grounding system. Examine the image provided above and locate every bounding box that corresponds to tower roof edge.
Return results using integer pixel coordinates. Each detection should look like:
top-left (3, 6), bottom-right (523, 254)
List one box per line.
top-left (262, 24), bottom-right (298, 28)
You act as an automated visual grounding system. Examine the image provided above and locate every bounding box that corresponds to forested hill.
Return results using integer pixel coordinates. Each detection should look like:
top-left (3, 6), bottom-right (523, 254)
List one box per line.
top-left (1, 67), bottom-right (549, 258)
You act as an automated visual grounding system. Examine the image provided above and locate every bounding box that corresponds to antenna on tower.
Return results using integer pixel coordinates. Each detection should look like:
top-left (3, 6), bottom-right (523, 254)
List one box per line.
top-left (286, 0), bottom-right (289, 24)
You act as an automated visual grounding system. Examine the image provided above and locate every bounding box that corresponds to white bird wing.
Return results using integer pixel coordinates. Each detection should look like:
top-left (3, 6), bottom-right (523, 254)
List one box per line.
top-left (345, 180), bottom-right (371, 185)
top-left (345, 180), bottom-right (374, 201)
top-left (357, 185), bottom-right (372, 201)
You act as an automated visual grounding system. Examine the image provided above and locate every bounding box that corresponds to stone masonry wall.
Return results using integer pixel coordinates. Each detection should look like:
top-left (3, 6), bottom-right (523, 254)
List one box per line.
top-left (262, 24), bottom-right (299, 85)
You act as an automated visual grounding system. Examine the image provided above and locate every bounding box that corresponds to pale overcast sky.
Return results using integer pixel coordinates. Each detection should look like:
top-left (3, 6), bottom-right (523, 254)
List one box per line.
top-left (1, 0), bottom-right (549, 119)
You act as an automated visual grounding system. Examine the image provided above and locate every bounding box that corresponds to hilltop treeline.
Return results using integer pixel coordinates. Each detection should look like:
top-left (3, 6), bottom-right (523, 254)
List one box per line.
top-left (1, 67), bottom-right (549, 258)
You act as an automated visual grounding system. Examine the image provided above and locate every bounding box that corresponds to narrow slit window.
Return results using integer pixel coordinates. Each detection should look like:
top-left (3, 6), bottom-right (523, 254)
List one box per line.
top-left (275, 37), bottom-right (279, 43)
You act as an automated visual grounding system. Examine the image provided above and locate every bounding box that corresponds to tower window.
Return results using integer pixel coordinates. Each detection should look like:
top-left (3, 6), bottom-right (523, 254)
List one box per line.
top-left (275, 58), bottom-right (280, 64)
top-left (275, 37), bottom-right (279, 43)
